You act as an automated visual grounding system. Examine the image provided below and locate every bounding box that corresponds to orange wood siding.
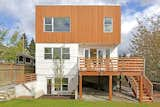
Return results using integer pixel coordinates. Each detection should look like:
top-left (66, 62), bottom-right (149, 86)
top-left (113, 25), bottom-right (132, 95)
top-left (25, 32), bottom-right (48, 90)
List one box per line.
top-left (36, 5), bottom-right (121, 45)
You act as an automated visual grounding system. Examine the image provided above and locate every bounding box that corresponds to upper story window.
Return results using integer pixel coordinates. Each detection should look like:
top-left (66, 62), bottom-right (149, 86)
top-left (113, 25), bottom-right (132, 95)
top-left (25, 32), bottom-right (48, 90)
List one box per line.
top-left (104, 17), bottom-right (113, 33)
top-left (44, 17), bottom-right (70, 32)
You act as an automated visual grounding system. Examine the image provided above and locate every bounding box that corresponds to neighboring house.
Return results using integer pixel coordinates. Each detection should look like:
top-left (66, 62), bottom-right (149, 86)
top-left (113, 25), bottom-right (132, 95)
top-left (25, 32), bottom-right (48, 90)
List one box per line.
top-left (35, 5), bottom-right (153, 102)
top-left (16, 53), bottom-right (35, 66)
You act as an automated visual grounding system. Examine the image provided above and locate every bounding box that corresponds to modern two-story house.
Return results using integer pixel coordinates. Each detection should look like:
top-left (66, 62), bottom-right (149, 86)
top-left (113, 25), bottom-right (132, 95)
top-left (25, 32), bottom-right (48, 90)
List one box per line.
top-left (35, 5), bottom-right (153, 102)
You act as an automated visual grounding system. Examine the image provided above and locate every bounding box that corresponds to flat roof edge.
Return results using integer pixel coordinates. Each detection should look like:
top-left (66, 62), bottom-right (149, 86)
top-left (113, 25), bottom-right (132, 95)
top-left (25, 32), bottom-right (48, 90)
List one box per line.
top-left (36, 4), bottom-right (121, 7)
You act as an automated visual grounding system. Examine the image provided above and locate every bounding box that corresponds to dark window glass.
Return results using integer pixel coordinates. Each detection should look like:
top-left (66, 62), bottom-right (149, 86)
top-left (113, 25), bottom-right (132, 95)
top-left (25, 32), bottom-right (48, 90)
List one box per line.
top-left (62, 78), bottom-right (68, 91)
top-left (53, 48), bottom-right (61, 59)
top-left (26, 58), bottom-right (30, 62)
top-left (106, 49), bottom-right (110, 58)
top-left (54, 17), bottom-right (70, 32)
top-left (44, 48), bottom-right (52, 59)
top-left (62, 48), bottom-right (70, 59)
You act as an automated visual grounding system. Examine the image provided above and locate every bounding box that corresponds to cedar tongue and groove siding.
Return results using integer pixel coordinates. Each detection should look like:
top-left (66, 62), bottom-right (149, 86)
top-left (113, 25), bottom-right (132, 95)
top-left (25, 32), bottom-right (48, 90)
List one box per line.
top-left (36, 6), bottom-right (121, 45)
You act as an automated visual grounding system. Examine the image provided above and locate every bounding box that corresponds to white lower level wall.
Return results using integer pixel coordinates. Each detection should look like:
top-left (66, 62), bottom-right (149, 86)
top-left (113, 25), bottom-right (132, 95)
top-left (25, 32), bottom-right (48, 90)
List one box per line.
top-left (36, 43), bottom-right (79, 95)
top-left (36, 43), bottom-right (118, 95)
top-left (15, 81), bottom-right (36, 97)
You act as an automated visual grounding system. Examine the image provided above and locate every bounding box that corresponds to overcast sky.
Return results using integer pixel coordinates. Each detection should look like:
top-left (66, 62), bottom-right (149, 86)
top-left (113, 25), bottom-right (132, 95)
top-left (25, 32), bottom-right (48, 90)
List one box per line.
top-left (0, 0), bottom-right (160, 53)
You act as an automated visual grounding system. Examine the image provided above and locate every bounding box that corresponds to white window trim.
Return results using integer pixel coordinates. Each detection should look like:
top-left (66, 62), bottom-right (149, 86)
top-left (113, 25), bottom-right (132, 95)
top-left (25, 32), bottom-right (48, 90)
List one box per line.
top-left (103, 17), bottom-right (113, 33)
top-left (43, 17), bottom-right (53, 32)
top-left (44, 47), bottom-right (70, 60)
top-left (44, 17), bottom-right (71, 32)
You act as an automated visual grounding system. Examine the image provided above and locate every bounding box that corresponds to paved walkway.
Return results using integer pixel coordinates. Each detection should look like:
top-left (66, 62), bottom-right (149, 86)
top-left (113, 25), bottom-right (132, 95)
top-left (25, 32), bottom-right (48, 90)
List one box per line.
top-left (82, 87), bottom-right (138, 102)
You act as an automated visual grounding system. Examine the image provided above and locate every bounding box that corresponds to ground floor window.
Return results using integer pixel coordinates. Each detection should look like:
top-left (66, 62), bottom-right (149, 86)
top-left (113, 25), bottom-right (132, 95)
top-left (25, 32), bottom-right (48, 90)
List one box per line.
top-left (54, 78), bottom-right (68, 91)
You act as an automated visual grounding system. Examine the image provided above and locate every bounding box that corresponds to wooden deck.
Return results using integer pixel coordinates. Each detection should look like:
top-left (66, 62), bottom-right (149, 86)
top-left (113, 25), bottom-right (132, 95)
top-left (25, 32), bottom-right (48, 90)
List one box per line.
top-left (78, 57), bottom-right (153, 102)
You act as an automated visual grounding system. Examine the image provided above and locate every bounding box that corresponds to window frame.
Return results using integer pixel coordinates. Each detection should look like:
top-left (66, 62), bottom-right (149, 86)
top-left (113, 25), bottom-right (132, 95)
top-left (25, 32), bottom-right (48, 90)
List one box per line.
top-left (54, 78), bottom-right (68, 91)
top-left (44, 48), bottom-right (52, 59)
top-left (44, 17), bottom-right (53, 32)
top-left (103, 17), bottom-right (113, 33)
top-left (44, 47), bottom-right (70, 60)
top-left (44, 17), bottom-right (71, 32)
top-left (62, 48), bottom-right (70, 59)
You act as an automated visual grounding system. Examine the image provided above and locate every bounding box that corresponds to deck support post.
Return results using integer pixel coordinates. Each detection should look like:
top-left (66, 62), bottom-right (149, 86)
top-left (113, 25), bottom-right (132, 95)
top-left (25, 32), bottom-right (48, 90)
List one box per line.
top-left (139, 75), bottom-right (143, 102)
top-left (119, 75), bottom-right (122, 92)
top-left (109, 75), bottom-right (112, 101)
top-left (79, 74), bottom-right (82, 99)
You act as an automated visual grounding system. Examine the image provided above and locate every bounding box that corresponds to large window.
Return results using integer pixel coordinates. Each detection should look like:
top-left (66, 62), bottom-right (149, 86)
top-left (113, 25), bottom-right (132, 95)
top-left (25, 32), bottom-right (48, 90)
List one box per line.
top-left (54, 78), bottom-right (68, 91)
top-left (44, 47), bottom-right (70, 60)
top-left (104, 17), bottom-right (113, 32)
top-left (44, 17), bottom-right (70, 32)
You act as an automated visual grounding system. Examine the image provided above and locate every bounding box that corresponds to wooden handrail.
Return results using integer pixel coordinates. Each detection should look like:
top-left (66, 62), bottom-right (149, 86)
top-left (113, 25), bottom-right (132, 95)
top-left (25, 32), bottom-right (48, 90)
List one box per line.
top-left (143, 75), bottom-right (153, 98)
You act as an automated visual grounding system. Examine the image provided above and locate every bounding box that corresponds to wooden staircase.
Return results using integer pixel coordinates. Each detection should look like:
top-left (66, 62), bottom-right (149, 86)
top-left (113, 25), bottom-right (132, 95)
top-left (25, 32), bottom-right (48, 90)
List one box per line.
top-left (0, 86), bottom-right (15, 101)
top-left (125, 75), bottom-right (153, 102)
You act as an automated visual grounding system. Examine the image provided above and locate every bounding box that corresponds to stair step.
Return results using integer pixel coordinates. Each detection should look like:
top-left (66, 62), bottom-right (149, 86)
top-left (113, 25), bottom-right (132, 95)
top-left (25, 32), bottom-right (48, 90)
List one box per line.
top-left (142, 99), bottom-right (153, 102)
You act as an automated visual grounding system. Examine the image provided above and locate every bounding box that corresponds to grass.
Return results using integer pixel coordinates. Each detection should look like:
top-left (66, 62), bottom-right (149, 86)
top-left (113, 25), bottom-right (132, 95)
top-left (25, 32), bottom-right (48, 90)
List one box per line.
top-left (0, 99), bottom-right (160, 107)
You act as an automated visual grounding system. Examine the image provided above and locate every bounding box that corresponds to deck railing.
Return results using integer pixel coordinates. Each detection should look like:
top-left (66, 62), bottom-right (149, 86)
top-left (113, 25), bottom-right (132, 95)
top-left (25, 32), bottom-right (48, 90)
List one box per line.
top-left (79, 57), bottom-right (144, 72)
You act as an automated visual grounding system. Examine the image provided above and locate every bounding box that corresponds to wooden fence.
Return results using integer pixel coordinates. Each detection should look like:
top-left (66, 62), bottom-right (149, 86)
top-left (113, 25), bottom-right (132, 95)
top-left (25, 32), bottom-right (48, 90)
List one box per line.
top-left (0, 63), bottom-right (36, 86)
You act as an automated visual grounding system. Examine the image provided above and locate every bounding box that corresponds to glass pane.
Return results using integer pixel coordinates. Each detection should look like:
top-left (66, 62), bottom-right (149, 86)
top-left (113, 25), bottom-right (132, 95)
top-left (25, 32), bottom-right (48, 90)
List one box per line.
top-left (62, 85), bottom-right (68, 91)
top-left (104, 25), bottom-right (112, 32)
top-left (55, 85), bottom-right (61, 91)
top-left (104, 17), bottom-right (112, 25)
top-left (106, 49), bottom-right (110, 58)
top-left (45, 25), bottom-right (52, 31)
top-left (45, 48), bottom-right (52, 53)
top-left (98, 50), bottom-right (103, 58)
top-left (44, 54), bottom-right (52, 59)
top-left (54, 17), bottom-right (70, 32)
top-left (53, 48), bottom-right (61, 59)
top-left (26, 58), bottom-right (30, 62)
top-left (85, 50), bottom-right (89, 58)
top-left (55, 78), bottom-right (61, 84)
top-left (62, 78), bottom-right (68, 84)
top-left (62, 54), bottom-right (70, 59)
top-left (45, 17), bottom-right (52, 24)
top-left (62, 48), bottom-right (69, 53)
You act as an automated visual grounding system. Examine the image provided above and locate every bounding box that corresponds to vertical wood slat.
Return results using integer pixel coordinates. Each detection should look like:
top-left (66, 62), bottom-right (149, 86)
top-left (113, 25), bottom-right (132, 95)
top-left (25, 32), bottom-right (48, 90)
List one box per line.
top-left (36, 6), bottom-right (121, 44)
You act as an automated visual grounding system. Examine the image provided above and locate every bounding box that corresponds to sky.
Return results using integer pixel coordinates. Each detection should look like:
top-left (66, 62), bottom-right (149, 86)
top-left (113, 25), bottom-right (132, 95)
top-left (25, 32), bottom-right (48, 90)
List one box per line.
top-left (0, 0), bottom-right (160, 54)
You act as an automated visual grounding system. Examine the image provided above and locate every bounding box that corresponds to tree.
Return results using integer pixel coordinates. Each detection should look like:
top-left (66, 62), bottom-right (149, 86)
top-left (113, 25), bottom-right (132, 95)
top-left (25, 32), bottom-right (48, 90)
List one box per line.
top-left (53, 48), bottom-right (64, 95)
top-left (130, 15), bottom-right (160, 82)
top-left (28, 38), bottom-right (35, 57)
top-left (0, 29), bottom-right (8, 60)
top-left (20, 33), bottom-right (29, 53)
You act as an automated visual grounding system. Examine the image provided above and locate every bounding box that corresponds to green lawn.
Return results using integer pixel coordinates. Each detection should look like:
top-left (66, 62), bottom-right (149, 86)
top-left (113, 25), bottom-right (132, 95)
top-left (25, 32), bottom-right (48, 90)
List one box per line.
top-left (0, 99), bottom-right (160, 107)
